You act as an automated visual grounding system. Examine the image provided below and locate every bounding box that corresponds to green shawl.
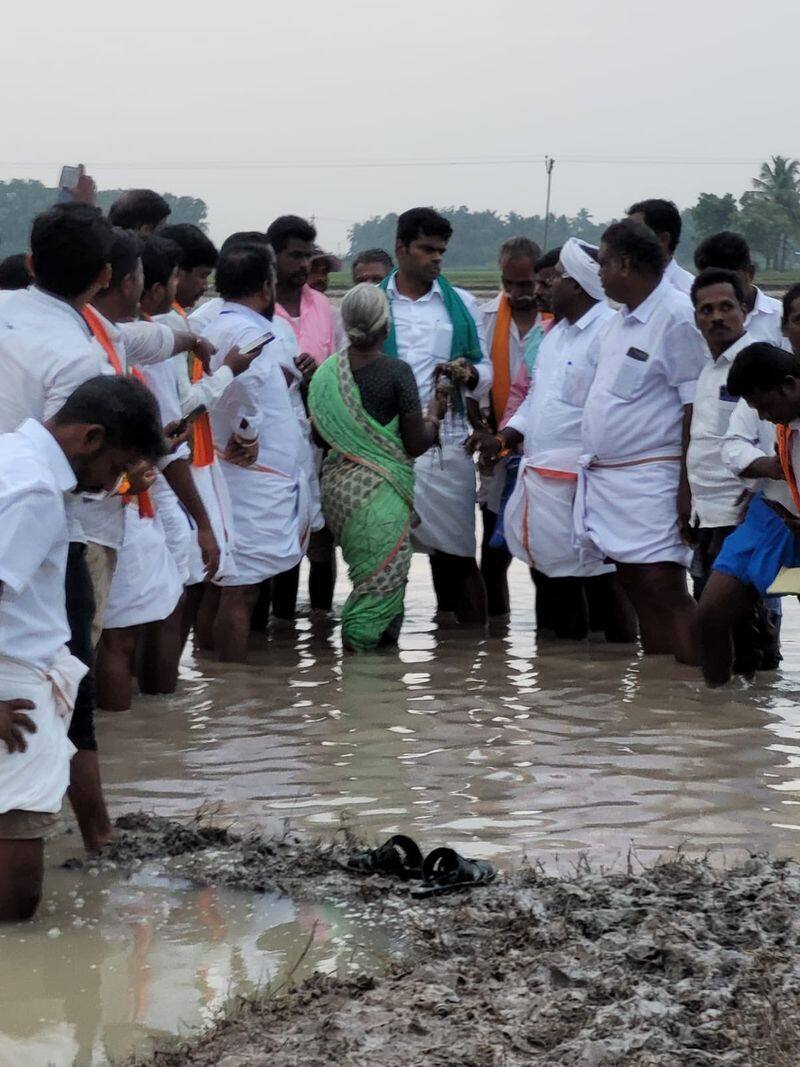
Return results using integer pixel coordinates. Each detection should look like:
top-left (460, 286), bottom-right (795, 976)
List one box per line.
top-left (378, 271), bottom-right (482, 364)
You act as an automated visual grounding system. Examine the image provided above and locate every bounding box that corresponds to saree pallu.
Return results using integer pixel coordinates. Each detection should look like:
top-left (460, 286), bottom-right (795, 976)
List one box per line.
top-left (308, 351), bottom-right (415, 651)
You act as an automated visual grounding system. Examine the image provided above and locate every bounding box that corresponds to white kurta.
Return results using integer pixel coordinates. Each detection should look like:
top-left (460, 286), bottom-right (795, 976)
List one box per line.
top-left (200, 302), bottom-right (312, 586)
top-left (503, 302), bottom-right (616, 577)
top-left (384, 275), bottom-right (491, 557)
top-left (576, 276), bottom-right (706, 567)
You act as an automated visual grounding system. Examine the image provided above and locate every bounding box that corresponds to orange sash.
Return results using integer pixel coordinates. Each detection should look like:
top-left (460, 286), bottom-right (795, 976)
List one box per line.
top-left (82, 306), bottom-right (154, 518)
top-left (490, 294), bottom-right (512, 426)
top-left (173, 302), bottom-right (214, 468)
top-left (777, 424), bottom-right (800, 513)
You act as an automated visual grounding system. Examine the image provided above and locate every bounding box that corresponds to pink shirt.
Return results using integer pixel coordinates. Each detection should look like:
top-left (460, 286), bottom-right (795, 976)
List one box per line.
top-left (275, 285), bottom-right (336, 366)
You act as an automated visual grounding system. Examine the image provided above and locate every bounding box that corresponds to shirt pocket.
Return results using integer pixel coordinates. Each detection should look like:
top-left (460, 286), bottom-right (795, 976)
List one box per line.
top-left (559, 358), bottom-right (594, 408)
top-left (432, 319), bottom-right (453, 362)
top-left (717, 384), bottom-right (738, 436)
top-left (609, 346), bottom-right (650, 400)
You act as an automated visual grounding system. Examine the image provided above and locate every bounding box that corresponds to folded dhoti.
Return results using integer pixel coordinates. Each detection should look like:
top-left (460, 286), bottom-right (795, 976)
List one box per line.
top-left (574, 451), bottom-right (690, 568)
top-left (0, 648), bottom-right (87, 814)
top-left (505, 449), bottom-right (613, 578)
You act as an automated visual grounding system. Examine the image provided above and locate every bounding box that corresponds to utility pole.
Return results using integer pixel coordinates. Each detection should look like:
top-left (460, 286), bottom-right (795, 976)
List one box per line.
top-left (543, 156), bottom-right (555, 249)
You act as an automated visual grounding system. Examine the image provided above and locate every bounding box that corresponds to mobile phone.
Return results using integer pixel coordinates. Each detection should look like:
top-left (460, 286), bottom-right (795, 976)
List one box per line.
top-left (239, 332), bottom-right (274, 356)
top-left (57, 164), bottom-right (82, 204)
top-left (168, 405), bottom-right (207, 438)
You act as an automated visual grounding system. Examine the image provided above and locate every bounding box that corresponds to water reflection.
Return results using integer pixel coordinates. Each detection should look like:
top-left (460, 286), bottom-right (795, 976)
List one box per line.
top-left (4, 556), bottom-right (800, 1064)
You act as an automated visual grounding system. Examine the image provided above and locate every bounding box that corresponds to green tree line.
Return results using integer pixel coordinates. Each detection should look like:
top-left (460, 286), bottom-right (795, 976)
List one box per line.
top-left (0, 180), bottom-right (208, 255)
top-left (347, 156), bottom-right (800, 271)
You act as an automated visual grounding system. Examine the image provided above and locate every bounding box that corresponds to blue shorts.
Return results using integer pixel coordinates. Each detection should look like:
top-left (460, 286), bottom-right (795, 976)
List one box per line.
top-left (713, 493), bottom-right (800, 596)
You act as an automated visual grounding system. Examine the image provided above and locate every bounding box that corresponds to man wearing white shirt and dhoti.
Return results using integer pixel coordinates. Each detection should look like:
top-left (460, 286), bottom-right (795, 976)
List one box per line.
top-left (628, 198), bottom-right (694, 296)
top-left (0, 375), bottom-right (164, 920)
top-left (379, 207), bottom-right (492, 626)
top-left (575, 220), bottom-right (707, 663)
top-left (199, 241), bottom-right (313, 662)
top-left (476, 238), bottom-right (635, 641)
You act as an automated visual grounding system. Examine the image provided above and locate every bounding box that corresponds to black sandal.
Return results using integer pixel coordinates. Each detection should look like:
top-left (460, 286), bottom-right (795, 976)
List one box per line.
top-left (347, 834), bottom-right (424, 881)
top-left (410, 847), bottom-right (496, 899)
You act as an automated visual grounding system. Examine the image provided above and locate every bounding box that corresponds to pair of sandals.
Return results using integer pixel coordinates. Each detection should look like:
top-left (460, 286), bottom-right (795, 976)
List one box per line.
top-left (347, 835), bottom-right (496, 899)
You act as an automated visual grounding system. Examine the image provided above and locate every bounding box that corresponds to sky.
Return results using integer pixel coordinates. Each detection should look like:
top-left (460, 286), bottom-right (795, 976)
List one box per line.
top-left (2, 0), bottom-right (798, 255)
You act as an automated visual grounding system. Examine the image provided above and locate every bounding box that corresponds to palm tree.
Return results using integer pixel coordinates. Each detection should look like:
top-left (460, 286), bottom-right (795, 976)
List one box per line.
top-left (751, 156), bottom-right (800, 224)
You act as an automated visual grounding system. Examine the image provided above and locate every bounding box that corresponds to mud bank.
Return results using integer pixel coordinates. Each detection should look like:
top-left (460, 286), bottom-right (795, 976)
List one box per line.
top-left (104, 814), bottom-right (800, 1066)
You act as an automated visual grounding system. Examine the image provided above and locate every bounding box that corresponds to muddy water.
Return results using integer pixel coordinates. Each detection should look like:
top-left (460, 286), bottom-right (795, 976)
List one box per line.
top-left (4, 555), bottom-right (800, 1065)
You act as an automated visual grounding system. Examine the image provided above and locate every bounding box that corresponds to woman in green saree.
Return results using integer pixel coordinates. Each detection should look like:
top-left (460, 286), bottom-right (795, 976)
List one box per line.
top-left (308, 284), bottom-right (444, 651)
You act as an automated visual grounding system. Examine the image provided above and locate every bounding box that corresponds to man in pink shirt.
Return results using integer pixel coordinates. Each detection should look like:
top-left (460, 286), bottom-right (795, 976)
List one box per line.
top-left (266, 216), bottom-right (338, 619)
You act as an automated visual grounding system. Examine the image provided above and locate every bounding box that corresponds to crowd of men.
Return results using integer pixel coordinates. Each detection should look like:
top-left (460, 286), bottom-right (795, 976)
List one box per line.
top-left (1, 183), bottom-right (800, 922)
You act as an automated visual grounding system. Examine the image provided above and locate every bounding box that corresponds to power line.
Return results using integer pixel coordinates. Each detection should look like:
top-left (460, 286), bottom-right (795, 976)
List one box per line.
top-left (0, 154), bottom-right (778, 173)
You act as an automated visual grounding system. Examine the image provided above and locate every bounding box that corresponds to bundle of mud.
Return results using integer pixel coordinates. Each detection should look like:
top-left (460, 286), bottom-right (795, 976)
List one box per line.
top-left (89, 813), bottom-right (800, 1067)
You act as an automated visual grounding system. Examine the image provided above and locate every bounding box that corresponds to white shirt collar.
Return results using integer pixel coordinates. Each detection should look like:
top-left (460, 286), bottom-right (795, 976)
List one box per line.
top-left (751, 287), bottom-right (772, 316)
top-left (621, 275), bottom-right (671, 325)
top-left (716, 330), bottom-right (755, 366)
top-left (219, 301), bottom-right (273, 328)
top-left (566, 301), bottom-right (608, 333)
top-left (386, 273), bottom-right (442, 304)
top-left (28, 286), bottom-right (92, 337)
top-left (16, 419), bottom-right (77, 493)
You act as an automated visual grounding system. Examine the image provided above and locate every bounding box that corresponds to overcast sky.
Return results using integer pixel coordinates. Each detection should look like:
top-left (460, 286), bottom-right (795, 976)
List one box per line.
top-left (2, 0), bottom-right (796, 255)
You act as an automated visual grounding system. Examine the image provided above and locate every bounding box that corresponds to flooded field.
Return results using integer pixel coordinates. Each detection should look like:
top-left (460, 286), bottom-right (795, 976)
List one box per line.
top-left (3, 555), bottom-right (800, 1065)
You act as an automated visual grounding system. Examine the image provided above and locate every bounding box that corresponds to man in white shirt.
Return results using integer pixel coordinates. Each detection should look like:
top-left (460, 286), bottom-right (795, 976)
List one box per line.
top-left (694, 231), bottom-right (785, 346)
top-left (576, 220), bottom-right (707, 663)
top-left (687, 268), bottom-right (778, 676)
top-left (0, 375), bottom-right (164, 920)
top-left (199, 241), bottom-right (313, 662)
top-left (627, 198), bottom-right (694, 295)
top-left (476, 239), bottom-right (635, 641)
top-left (698, 341), bottom-right (800, 685)
top-left (381, 207), bottom-right (492, 625)
top-left (479, 236), bottom-right (541, 619)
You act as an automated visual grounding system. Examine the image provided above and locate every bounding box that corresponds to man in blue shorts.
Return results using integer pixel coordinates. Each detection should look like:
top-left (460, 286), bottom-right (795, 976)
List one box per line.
top-left (697, 326), bottom-right (800, 685)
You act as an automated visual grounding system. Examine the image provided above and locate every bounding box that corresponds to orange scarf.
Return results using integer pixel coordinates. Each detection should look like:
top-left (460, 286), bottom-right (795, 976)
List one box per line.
top-left (490, 294), bottom-right (512, 426)
top-left (777, 424), bottom-right (800, 513)
top-left (82, 306), bottom-right (154, 518)
top-left (173, 302), bottom-right (214, 467)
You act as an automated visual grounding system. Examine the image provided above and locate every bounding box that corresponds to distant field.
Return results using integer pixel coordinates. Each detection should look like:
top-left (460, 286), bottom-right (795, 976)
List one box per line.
top-left (331, 267), bottom-right (800, 292)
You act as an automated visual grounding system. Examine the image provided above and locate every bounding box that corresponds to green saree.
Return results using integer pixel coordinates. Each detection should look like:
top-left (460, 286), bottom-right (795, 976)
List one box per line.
top-left (308, 351), bottom-right (415, 652)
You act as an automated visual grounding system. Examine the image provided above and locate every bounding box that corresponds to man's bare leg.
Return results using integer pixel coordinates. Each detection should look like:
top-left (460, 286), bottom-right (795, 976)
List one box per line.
top-left (615, 561), bottom-right (697, 664)
top-left (95, 626), bottom-right (140, 711)
top-left (138, 595), bottom-right (186, 695)
top-left (195, 583), bottom-right (220, 651)
top-left (0, 839), bottom-right (44, 921)
top-left (214, 585), bottom-right (261, 662)
top-left (67, 751), bottom-right (113, 852)
top-left (434, 552), bottom-right (488, 627)
top-left (180, 582), bottom-right (206, 650)
top-left (696, 571), bottom-right (759, 686)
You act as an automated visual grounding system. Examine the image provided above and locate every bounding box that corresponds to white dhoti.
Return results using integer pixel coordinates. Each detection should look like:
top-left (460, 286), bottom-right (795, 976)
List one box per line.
top-left (103, 506), bottom-right (185, 629)
top-left (185, 462), bottom-right (238, 585)
top-left (411, 443), bottom-right (477, 558)
top-left (151, 474), bottom-right (194, 585)
top-left (216, 459), bottom-right (312, 587)
top-left (0, 649), bottom-right (86, 814)
top-left (505, 450), bottom-right (614, 578)
top-left (574, 452), bottom-right (690, 567)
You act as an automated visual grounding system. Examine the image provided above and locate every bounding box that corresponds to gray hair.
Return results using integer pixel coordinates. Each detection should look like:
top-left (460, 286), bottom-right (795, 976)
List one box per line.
top-left (340, 282), bottom-right (390, 347)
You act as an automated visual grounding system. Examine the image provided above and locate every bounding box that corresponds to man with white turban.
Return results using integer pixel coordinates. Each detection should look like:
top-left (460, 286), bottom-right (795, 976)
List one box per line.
top-left (476, 239), bottom-right (634, 640)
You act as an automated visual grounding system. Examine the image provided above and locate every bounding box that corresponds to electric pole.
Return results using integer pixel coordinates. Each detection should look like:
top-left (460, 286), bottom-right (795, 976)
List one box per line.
top-left (543, 157), bottom-right (555, 249)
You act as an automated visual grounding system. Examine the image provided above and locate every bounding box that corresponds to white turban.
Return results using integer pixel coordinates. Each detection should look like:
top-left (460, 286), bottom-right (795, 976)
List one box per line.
top-left (558, 238), bottom-right (605, 302)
